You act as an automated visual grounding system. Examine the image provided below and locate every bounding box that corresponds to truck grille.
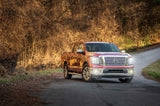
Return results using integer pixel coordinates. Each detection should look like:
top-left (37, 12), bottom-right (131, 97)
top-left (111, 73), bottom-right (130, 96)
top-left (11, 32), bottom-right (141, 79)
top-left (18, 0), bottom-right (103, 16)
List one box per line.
top-left (104, 57), bottom-right (126, 66)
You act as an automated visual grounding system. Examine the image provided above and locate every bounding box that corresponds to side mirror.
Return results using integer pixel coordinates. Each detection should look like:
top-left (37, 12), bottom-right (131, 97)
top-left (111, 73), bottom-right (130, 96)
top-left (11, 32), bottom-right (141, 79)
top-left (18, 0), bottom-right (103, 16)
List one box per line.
top-left (77, 49), bottom-right (84, 54)
top-left (121, 50), bottom-right (126, 53)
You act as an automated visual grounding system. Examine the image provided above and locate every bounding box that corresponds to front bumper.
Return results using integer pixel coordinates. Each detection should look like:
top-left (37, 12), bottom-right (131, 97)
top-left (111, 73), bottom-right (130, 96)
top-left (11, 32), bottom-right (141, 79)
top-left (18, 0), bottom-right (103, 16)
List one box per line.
top-left (89, 67), bottom-right (134, 79)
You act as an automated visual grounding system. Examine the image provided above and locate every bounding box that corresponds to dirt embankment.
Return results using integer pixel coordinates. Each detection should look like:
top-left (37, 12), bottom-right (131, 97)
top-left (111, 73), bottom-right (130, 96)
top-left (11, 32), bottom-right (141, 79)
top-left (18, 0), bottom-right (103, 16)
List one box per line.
top-left (0, 72), bottom-right (63, 106)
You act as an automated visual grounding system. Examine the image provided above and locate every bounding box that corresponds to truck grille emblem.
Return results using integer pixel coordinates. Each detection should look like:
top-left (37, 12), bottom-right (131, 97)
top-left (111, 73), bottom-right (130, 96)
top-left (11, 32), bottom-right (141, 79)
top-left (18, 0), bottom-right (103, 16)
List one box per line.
top-left (113, 59), bottom-right (118, 63)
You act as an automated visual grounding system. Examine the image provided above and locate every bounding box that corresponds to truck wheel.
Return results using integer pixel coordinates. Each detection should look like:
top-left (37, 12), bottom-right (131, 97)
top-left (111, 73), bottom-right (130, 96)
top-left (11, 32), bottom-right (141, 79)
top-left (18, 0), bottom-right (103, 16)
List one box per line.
top-left (64, 64), bottom-right (72, 79)
top-left (82, 64), bottom-right (92, 82)
top-left (119, 77), bottom-right (133, 83)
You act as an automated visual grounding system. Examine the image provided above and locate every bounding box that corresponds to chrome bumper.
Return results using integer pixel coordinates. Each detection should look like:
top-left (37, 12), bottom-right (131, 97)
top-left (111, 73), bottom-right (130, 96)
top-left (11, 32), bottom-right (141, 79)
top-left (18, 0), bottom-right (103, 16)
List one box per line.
top-left (89, 67), bottom-right (134, 78)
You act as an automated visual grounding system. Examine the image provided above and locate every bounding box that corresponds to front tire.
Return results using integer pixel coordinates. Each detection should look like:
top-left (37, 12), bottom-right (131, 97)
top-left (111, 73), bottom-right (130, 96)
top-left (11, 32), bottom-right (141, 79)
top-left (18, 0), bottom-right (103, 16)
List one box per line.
top-left (82, 64), bottom-right (93, 82)
top-left (64, 64), bottom-right (72, 79)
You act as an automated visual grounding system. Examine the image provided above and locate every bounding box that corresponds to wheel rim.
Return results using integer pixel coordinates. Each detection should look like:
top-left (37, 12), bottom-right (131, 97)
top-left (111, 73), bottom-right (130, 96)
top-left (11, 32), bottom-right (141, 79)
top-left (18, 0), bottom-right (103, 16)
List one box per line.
top-left (83, 66), bottom-right (90, 81)
top-left (64, 65), bottom-right (68, 78)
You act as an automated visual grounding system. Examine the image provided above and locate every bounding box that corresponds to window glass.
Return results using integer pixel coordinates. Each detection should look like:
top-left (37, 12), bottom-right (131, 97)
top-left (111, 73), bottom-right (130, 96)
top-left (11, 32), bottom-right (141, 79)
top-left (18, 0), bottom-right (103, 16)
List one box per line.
top-left (86, 43), bottom-right (120, 52)
top-left (72, 44), bottom-right (79, 53)
top-left (78, 43), bottom-right (84, 52)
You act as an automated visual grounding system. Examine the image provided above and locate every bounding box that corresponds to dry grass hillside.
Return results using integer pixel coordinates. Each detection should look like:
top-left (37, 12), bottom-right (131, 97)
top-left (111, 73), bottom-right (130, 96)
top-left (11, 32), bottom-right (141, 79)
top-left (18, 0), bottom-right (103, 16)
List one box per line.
top-left (0, 0), bottom-right (160, 74)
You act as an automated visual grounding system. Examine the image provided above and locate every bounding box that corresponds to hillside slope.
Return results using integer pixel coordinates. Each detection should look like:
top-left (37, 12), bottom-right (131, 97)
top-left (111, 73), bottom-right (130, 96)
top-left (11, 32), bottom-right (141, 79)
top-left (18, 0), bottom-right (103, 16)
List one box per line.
top-left (0, 0), bottom-right (160, 73)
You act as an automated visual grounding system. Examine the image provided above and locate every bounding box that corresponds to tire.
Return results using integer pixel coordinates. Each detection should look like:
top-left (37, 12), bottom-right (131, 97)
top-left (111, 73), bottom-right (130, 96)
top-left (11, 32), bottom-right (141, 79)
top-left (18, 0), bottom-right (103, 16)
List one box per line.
top-left (64, 64), bottom-right (72, 79)
top-left (119, 77), bottom-right (133, 83)
top-left (82, 64), bottom-right (93, 82)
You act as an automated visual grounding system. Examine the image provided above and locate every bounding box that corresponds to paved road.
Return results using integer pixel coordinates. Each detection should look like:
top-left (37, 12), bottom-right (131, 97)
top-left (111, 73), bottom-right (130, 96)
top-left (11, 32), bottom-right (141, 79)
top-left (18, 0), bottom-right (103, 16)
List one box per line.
top-left (40, 47), bottom-right (160, 106)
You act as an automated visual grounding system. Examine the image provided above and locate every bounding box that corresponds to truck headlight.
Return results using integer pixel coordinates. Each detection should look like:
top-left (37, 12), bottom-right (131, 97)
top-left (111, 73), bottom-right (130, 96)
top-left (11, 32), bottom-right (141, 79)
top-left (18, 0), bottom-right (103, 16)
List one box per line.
top-left (90, 56), bottom-right (100, 65)
top-left (128, 57), bottom-right (134, 65)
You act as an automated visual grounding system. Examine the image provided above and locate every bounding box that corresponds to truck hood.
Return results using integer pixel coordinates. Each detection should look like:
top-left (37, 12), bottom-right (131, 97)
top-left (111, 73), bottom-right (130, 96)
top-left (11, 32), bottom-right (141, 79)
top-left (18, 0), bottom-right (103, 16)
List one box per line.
top-left (87, 52), bottom-right (130, 57)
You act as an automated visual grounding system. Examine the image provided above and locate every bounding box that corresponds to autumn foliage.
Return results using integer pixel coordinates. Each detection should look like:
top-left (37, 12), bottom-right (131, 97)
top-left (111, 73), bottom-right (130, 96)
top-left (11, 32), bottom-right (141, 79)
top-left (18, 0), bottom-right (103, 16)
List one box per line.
top-left (0, 0), bottom-right (160, 74)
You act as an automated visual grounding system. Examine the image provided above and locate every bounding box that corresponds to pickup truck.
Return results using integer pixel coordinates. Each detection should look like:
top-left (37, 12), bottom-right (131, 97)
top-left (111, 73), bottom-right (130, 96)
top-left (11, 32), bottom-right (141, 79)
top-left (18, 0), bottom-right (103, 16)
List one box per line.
top-left (61, 42), bottom-right (134, 82)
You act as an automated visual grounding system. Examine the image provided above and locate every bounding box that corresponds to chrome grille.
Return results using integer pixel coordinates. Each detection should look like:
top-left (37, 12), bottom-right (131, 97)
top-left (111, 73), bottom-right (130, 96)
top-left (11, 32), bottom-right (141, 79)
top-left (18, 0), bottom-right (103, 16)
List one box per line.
top-left (104, 57), bottom-right (126, 66)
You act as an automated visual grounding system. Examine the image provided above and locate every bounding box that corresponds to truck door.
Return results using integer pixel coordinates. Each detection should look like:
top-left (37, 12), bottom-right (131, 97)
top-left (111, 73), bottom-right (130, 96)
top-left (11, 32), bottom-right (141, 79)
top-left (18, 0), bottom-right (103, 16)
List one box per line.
top-left (68, 43), bottom-right (85, 73)
top-left (68, 43), bottom-right (79, 72)
top-left (75, 43), bottom-right (85, 72)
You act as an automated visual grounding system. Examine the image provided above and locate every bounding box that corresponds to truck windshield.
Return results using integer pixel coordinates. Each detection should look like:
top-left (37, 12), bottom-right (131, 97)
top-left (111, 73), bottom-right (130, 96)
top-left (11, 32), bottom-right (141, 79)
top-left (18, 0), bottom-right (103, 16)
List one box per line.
top-left (86, 43), bottom-right (120, 52)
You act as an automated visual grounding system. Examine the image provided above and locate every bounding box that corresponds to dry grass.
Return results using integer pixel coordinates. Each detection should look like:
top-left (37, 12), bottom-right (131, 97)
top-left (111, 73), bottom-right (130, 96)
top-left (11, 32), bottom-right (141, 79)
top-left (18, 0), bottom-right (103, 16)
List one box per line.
top-left (142, 59), bottom-right (160, 81)
top-left (0, 0), bottom-right (160, 73)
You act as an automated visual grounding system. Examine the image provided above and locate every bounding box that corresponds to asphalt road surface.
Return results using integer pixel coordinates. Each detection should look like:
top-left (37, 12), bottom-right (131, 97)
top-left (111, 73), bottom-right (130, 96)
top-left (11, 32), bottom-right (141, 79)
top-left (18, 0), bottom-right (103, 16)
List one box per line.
top-left (39, 47), bottom-right (160, 106)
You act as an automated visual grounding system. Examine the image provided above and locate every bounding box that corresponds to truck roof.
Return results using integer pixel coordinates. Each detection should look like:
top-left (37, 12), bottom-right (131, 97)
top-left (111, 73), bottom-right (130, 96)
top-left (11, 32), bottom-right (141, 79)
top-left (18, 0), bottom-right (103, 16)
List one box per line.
top-left (85, 42), bottom-right (111, 44)
top-left (75, 41), bottom-right (112, 44)
top-left (74, 41), bottom-right (113, 45)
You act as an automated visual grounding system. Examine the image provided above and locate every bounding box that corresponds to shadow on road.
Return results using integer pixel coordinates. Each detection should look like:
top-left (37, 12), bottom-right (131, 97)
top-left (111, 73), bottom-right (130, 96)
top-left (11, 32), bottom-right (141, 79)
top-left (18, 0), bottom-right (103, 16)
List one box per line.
top-left (71, 77), bottom-right (120, 83)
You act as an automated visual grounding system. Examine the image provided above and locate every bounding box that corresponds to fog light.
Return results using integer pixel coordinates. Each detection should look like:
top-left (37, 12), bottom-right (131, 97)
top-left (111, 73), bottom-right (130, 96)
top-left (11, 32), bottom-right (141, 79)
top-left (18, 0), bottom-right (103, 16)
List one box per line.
top-left (128, 69), bottom-right (134, 75)
top-left (93, 70), bottom-right (99, 74)
top-left (91, 68), bottom-right (103, 74)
